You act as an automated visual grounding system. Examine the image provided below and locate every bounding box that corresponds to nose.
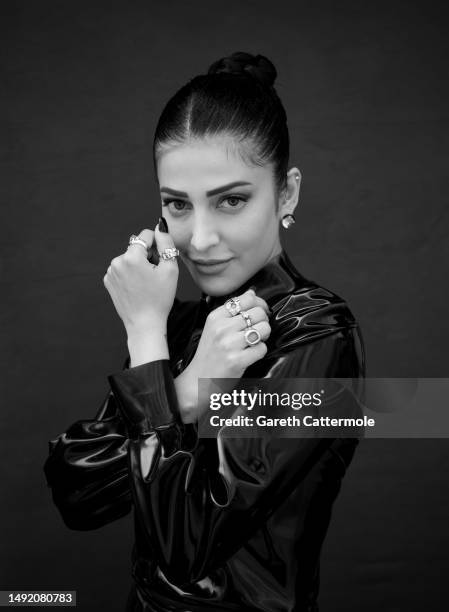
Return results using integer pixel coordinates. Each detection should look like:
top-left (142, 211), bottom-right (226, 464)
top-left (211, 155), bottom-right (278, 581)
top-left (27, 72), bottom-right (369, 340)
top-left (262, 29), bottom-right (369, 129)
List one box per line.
top-left (189, 210), bottom-right (220, 252)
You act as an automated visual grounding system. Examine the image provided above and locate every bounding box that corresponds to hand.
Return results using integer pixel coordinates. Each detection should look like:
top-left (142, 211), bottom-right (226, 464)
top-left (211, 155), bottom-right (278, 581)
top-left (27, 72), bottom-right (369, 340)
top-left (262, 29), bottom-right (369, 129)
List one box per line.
top-left (174, 288), bottom-right (271, 423)
top-left (103, 219), bottom-right (179, 336)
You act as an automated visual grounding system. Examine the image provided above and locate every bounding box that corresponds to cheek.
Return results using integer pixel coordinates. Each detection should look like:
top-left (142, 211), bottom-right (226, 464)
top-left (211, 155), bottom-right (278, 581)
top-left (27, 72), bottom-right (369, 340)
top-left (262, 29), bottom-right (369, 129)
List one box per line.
top-left (233, 200), bottom-right (276, 246)
top-left (166, 221), bottom-right (189, 249)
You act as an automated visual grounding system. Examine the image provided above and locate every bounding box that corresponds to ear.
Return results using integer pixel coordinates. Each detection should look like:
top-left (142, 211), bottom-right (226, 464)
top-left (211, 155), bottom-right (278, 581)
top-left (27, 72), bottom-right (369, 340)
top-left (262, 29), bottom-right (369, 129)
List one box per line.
top-left (277, 167), bottom-right (301, 219)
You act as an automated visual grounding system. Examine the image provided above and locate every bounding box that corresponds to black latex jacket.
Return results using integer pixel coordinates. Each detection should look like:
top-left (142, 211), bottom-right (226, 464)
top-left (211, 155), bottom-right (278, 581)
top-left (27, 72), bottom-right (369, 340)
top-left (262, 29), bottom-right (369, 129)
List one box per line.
top-left (43, 249), bottom-right (366, 612)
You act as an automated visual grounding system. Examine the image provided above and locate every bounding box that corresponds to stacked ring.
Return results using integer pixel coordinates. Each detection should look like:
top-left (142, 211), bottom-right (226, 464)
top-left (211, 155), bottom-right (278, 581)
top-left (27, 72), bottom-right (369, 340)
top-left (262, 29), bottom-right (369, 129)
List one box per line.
top-left (225, 297), bottom-right (241, 316)
top-left (240, 311), bottom-right (252, 328)
top-left (244, 328), bottom-right (262, 346)
top-left (159, 247), bottom-right (180, 261)
top-left (224, 297), bottom-right (262, 346)
top-left (129, 234), bottom-right (149, 251)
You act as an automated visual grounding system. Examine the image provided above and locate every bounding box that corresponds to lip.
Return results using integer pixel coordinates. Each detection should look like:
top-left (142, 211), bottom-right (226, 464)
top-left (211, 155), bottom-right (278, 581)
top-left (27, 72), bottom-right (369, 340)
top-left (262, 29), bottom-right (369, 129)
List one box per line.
top-left (189, 257), bottom-right (233, 274)
top-left (191, 258), bottom-right (231, 265)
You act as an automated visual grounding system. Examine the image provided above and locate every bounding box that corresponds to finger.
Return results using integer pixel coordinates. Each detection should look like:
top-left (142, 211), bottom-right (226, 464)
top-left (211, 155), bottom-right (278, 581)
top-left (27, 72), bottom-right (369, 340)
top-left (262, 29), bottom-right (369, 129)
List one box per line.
top-left (243, 293), bottom-right (270, 314)
top-left (243, 290), bottom-right (270, 315)
top-left (227, 307), bottom-right (268, 334)
top-left (103, 267), bottom-right (111, 288)
top-left (225, 289), bottom-right (270, 316)
top-left (238, 341), bottom-right (268, 369)
top-left (127, 229), bottom-right (155, 258)
top-left (238, 320), bottom-right (271, 349)
top-left (239, 306), bottom-right (269, 327)
top-left (254, 297), bottom-right (270, 316)
top-left (153, 217), bottom-right (178, 264)
top-left (137, 229), bottom-right (155, 244)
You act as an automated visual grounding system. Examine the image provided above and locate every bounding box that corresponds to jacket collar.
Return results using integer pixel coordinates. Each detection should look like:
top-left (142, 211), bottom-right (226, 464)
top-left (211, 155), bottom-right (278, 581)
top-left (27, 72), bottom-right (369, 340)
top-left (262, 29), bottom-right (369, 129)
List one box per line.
top-left (200, 248), bottom-right (311, 313)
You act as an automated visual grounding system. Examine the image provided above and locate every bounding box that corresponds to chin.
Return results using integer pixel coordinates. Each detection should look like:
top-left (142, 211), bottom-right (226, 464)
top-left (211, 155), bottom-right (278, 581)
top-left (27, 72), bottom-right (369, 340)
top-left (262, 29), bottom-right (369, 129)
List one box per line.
top-left (193, 273), bottom-right (240, 297)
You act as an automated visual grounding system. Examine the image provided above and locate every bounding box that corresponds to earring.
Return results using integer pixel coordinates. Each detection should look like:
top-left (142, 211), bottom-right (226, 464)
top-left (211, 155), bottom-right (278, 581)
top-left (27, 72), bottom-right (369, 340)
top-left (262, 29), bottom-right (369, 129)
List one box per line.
top-left (281, 214), bottom-right (296, 229)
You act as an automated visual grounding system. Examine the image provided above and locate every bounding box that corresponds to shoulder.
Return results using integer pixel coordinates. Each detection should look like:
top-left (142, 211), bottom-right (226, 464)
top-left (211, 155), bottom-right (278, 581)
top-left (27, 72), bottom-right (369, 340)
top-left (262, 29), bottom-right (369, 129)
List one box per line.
top-left (250, 282), bottom-right (366, 378)
top-left (269, 280), bottom-right (361, 351)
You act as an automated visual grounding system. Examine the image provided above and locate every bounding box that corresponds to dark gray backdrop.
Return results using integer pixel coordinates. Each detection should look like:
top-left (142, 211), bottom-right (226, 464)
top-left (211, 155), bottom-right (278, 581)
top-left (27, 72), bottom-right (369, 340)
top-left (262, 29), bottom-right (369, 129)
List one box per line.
top-left (1, 1), bottom-right (448, 611)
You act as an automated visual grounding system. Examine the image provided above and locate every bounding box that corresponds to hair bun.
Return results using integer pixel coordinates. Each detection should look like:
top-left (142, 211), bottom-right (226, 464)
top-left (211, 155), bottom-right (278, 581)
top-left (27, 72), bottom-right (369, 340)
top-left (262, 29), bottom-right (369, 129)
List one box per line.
top-left (207, 51), bottom-right (277, 89)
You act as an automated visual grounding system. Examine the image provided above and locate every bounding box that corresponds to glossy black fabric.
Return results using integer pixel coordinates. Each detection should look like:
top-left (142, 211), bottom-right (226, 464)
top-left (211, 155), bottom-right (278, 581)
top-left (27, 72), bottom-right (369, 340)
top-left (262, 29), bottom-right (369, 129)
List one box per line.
top-left (43, 249), bottom-right (366, 612)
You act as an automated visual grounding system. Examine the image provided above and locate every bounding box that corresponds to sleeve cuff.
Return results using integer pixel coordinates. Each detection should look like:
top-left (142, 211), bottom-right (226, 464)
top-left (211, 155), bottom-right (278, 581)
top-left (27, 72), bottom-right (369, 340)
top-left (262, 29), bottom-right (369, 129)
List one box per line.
top-left (107, 359), bottom-right (182, 437)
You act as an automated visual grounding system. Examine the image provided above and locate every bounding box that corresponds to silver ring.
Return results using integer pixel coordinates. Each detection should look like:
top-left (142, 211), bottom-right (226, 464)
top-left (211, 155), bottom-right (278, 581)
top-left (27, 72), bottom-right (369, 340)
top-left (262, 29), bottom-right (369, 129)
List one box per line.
top-left (225, 297), bottom-right (241, 316)
top-left (129, 234), bottom-right (149, 251)
top-left (159, 247), bottom-right (180, 261)
top-left (244, 327), bottom-right (261, 346)
top-left (240, 311), bottom-right (252, 328)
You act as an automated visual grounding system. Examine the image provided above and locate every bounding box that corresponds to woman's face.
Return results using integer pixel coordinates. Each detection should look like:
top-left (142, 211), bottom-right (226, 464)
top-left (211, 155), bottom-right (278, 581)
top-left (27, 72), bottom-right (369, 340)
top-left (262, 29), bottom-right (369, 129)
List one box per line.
top-left (156, 136), bottom-right (284, 296)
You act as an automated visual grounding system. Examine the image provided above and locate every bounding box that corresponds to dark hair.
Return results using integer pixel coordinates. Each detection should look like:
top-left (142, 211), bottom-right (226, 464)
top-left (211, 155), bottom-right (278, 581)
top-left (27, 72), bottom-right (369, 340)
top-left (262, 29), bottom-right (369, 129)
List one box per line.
top-left (152, 51), bottom-right (290, 195)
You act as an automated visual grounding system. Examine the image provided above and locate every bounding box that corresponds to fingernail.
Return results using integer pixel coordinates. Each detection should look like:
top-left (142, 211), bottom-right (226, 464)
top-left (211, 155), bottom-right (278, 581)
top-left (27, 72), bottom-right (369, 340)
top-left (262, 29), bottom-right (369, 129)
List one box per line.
top-left (158, 216), bottom-right (168, 233)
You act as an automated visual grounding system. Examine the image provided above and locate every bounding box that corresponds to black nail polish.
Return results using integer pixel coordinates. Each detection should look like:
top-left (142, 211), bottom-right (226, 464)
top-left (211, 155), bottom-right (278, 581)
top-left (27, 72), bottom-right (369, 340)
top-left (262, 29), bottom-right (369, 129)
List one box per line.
top-left (158, 216), bottom-right (168, 233)
top-left (147, 243), bottom-right (160, 265)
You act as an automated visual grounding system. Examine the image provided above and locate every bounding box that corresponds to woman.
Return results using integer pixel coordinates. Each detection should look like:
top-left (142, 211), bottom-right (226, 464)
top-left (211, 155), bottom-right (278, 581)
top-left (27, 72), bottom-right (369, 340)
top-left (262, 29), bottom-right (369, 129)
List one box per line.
top-left (43, 52), bottom-right (366, 612)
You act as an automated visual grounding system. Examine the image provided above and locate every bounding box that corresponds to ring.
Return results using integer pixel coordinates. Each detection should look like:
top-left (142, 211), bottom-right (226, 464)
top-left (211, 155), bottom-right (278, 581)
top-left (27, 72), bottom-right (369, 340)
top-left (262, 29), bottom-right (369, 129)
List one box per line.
top-left (129, 234), bottom-right (149, 251)
top-left (159, 247), bottom-right (180, 261)
top-left (244, 327), bottom-right (261, 346)
top-left (240, 311), bottom-right (252, 328)
top-left (225, 297), bottom-right (241, 316)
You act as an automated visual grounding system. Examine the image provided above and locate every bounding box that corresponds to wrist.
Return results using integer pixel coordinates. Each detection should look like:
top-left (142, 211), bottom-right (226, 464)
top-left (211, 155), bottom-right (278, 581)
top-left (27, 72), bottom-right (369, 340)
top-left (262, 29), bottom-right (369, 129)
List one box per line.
top-left (126, 317), bottom-right (167, 339)
top-left (126, 329), bottom-right (169, 367)
top-left (174, 370), bottom-right (199, 423)
top-left (174, 363), bottom-right (212, 424)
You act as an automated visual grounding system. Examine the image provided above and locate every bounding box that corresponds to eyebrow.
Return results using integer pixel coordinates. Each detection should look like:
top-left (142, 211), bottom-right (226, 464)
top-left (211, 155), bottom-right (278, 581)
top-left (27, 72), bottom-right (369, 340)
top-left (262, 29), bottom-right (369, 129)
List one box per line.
top-left (160, 181), bottom-right (252, 198)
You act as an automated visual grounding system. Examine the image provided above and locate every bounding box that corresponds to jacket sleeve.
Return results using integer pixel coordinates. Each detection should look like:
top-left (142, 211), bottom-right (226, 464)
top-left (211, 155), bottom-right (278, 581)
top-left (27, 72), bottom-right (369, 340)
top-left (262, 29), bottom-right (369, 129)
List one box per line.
top-left (106, 322), bottom-right (365, 586)
top-left (42, 298), bottom-right (193, 531)
top-left (43, 355), bottom-right (133, 531)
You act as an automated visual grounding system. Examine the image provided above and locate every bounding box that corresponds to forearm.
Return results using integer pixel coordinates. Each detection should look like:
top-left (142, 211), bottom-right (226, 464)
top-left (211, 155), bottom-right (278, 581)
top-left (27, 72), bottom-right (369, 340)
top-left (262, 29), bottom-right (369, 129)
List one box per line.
top-left (120, 323), bottom-right (199, 433)
top-left (106, 330), bottom-right (362, 584)
top-left (127, 326), bottom-right (169, 367)
top-left (173, 369), bottom-right (202, 424)
top-left (126, 329), bottom-right (197, 423)
top-left (173, 365), bottom-right (245, 424)
top-left (43, 383), bottom-right (133, 530)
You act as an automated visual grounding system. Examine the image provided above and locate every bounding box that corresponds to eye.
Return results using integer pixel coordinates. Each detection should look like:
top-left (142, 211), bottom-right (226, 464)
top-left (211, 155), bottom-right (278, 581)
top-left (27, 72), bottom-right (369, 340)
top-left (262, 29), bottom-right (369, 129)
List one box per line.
top-left (218, 195), bottom-right (248, 210)
top-left (162, 199), bottom-right (191, 215)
